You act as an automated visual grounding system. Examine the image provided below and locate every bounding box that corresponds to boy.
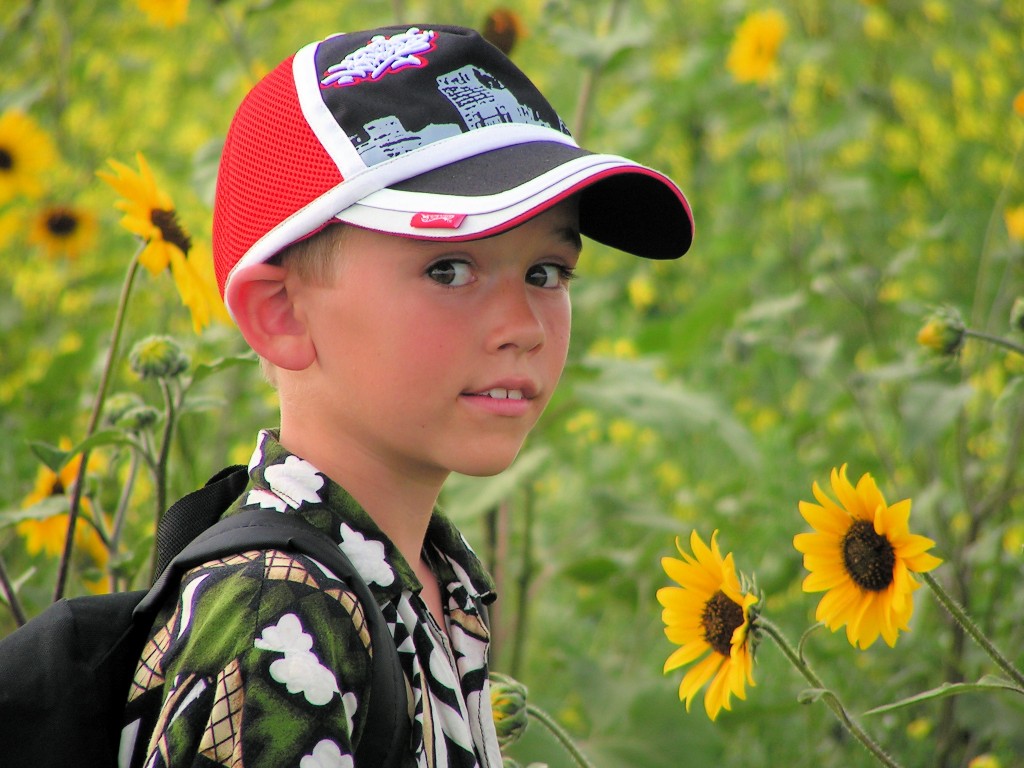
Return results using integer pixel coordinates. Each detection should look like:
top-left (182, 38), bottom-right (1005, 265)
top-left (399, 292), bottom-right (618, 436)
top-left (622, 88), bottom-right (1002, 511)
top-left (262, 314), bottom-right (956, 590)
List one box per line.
top-left (119, 24), bottom-right (692, 768)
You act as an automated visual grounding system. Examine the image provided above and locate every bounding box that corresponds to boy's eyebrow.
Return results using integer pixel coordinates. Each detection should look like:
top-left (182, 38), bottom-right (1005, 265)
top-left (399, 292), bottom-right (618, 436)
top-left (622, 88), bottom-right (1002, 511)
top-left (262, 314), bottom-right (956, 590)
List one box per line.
top-left (553, 225), bottom-right (583, 253)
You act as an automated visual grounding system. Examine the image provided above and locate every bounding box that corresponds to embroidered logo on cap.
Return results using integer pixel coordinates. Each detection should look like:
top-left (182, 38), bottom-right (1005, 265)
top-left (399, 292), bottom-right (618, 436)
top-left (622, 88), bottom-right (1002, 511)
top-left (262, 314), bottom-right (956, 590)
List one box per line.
top-left (321, 28), bottom-right (437, 88)
top-left (411, 213), bottom-right (467, 229)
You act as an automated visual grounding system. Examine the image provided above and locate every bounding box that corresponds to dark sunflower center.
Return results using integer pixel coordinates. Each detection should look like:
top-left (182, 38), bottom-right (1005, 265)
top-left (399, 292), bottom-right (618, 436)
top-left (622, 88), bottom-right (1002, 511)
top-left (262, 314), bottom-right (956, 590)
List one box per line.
top-left (50, 478), bottom-right (65, 496)
top-left (150, 208), bottom-right (192, 255)
top-left (0, 148), bottom-right (12, 171)
top-left (702, 590), bottom-right (745, 656)
top-left (842, 519), bottom-right (896, 591)
top-left (46, 209), bottom-right (78, 237)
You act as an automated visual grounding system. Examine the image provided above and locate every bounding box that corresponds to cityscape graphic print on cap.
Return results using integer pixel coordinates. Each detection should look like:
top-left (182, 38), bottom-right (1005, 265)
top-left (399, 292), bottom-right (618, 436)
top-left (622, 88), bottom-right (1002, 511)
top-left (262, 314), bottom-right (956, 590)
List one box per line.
top-left (317, 27), bottom-right (564, 167)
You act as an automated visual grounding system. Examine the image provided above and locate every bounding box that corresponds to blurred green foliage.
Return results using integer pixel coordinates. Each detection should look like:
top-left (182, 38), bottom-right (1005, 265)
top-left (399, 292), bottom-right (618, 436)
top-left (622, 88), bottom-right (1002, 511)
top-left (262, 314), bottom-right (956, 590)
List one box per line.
top-left (2, 1), bottom-right (1023, 766)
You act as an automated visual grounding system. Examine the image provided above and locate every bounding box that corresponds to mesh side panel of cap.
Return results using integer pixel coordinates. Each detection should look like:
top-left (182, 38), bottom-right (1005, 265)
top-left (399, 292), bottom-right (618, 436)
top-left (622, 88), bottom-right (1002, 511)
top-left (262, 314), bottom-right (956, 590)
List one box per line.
top-left (213, 55), bottom-right (345, 294)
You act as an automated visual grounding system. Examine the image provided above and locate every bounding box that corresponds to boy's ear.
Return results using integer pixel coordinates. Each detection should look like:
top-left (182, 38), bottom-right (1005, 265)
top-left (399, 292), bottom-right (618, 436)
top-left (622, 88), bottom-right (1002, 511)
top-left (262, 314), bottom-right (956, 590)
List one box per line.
top-left (225, 264), bottom-right (316, 371)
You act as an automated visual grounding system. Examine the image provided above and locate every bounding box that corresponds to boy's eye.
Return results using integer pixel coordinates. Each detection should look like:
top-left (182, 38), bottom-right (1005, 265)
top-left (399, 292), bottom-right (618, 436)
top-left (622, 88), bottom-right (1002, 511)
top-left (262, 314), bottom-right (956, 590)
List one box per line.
top-left (427, 260), bottom-right (473, 286)
top-left (526, 263), bottom-right (574, 288)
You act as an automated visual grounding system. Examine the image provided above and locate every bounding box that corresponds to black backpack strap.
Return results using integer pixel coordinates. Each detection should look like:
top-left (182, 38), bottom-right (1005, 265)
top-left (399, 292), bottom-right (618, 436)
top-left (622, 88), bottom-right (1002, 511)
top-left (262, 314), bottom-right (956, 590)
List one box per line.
top-left (138, 508), bottom-right (409, 768)
top-left (153, 465), bottom-right (249, 576)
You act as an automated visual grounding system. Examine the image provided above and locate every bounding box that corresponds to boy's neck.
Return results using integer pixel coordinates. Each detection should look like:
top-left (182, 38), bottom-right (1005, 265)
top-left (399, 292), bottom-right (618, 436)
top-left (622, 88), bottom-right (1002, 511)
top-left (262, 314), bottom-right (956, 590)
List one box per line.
top-left (276, 421), bottom-right (446, 568)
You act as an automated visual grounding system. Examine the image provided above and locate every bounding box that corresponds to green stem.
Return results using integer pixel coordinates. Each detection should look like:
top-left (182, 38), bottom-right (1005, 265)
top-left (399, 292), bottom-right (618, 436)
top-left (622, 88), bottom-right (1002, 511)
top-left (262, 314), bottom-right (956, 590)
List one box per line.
top-left (509, 486), bottom-right (536, 679)
top-left (109, 447), bottom-right (142, 591)
top-left (53, 250), bottom-right (142, 602)
top-left (972, 136), bottom-right (1024, 331)
top-left (572, 0), bottom-right (626, 144)
top-left (0, 554), bottom-right (27, 626)
top-left (758, 617), bottom-right (902, 768)
top-left (963, 328), bottom-right (1024, 357)
top-left (150, 379), bottom-right (179, 579)
top-left (526, 703), bottom-right (596, 768)
top-left (922, 571), bottom-right (1024, 690)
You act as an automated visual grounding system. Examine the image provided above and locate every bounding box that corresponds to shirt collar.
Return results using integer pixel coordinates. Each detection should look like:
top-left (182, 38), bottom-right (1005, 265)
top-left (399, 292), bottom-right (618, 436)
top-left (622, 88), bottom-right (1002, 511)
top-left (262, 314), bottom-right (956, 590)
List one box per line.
top-left (234, 429), bottom-right (496, 606)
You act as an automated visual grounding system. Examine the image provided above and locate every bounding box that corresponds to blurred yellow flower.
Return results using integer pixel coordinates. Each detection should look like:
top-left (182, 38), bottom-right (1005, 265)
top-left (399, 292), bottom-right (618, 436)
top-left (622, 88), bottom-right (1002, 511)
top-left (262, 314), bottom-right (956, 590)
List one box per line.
top-left (1004, 205), bottom-right (1024, 241)
top-left (17, 439), bottom-right (109, 593)
top-left (1014, 90), bottom-right (1024, 118)
top-left (628, 273), bottom-right (656, 311)
top-left (658, 530), bottom-right (758, 720)
top-left (726, 9), bottom-right (788, 85)
top-left (968, 756), bottom-right (1001, 768)
top-left (135, 0), bottom-right (189, 27)
top-left (98, 153), bottom-right (228, 332)
top-left (28, 204), bottom-right (98, 260)
top-left (0, 111), bottom-right (58, 203)
top-left (794, 465), bottom-right (942, 649)
top-left (906, 717), bottom-right (932, 740)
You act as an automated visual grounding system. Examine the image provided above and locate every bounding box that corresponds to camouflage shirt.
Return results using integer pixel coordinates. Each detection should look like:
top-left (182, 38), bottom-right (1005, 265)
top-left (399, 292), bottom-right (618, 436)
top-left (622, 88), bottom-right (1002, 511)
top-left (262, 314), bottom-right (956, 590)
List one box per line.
top-left (120, 430), bottom-right (501, 768)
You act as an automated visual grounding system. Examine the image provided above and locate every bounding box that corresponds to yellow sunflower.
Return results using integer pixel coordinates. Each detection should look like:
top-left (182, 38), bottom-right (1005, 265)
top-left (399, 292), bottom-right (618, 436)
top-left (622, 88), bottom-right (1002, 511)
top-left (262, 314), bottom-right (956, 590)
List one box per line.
top-left (28, 204), bottom-right (98, 260)
top-left (657, 530), bottom-right (758, 720)
top-left (726, 9), bottom-right (788, 85)
top-left (135, 0), bottom-right (190, 27)
top-left (172, 241), bottom-right (233, 333)
top-left (17, 439), bottom-right (109, 593)
top-left (97, 153), bottom-right (191, 275)
top-left (98, 153), bottom-right (227, 332)
top-left (0, 110), bottom-right (58, 204)
top-left (794, 465), bottom-right (942, 649)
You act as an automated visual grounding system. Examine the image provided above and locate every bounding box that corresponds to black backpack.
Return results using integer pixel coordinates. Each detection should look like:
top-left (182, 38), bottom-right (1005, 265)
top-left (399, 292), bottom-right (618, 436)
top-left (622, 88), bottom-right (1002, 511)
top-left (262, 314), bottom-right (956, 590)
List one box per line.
top-left (0, 466), bottom-right (409, 768)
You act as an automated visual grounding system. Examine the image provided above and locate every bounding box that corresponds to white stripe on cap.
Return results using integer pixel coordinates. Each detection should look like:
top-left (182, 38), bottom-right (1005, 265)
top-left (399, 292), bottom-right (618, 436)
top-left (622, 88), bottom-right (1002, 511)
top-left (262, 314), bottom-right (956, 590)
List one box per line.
top-left (334, 154), bottom-right (653, 238)
top-left (292, 38), bottom-right (368, 179)
top-left (347, 154), bottom-right (639, 216)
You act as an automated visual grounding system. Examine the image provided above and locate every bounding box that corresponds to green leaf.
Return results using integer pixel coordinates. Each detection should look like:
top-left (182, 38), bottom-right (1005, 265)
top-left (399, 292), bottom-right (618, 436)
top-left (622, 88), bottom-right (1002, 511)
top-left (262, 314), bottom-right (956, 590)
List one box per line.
top-left (863, 676), bottom-right (1024, 715)
top-left (899, 382), bottom-right (974, 449)
top-left (797, 688), bottom-right (831, 705)
top-left (441, 448), bottom-right (551, 522)
top-left (0, 496), bottom-right (69, 529)
top-left (574, 357), bottom-right (760, 466)
top-left (188, 351), bottom-right (257, 388)
top-left (27, 440), bottom-right (71, 474)
top-left (72, 429), bottom-right (137, 456)
top-left (562, 556), bottom-right (623, 584)
top-left (0, 566), bottom-right (36, 606)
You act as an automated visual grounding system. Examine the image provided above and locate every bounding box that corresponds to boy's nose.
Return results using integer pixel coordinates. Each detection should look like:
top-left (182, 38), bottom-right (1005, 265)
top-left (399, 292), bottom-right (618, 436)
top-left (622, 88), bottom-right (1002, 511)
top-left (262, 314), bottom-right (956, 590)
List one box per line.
top-left (488, 283), bottom-right (546, 353)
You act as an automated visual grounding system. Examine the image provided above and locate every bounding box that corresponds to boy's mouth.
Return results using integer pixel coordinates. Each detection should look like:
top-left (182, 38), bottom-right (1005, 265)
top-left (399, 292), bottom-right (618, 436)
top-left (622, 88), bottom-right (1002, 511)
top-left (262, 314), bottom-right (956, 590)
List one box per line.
top-left (478, 388), bottom-right (524, 400)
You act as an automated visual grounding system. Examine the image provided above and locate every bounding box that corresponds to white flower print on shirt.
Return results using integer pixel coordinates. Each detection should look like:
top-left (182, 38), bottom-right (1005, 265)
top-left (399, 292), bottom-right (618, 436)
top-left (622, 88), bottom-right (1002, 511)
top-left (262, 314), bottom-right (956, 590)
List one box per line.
top-left (300, 739), bottom-right (353, 768)
top-left (264, 456), bottom-right (325, 509)
top-left (245, 487), bottom-right (289, 512)
top-left (255, 614), bottom-right (340, 706)
top-left (339, 523), bottom-right (395, 587)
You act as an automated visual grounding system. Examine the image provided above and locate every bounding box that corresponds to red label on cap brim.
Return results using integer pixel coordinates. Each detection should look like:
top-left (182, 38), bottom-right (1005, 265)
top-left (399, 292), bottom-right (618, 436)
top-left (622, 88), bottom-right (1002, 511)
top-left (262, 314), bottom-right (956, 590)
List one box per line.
top-left (411, 212), bottom-right (467, 229)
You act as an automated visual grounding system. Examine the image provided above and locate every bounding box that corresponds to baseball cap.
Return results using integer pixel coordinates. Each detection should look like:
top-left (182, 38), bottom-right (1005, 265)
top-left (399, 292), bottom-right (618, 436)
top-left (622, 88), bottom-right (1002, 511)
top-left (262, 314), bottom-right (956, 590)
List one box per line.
top-left (213, 24), bottom-right (694, 300)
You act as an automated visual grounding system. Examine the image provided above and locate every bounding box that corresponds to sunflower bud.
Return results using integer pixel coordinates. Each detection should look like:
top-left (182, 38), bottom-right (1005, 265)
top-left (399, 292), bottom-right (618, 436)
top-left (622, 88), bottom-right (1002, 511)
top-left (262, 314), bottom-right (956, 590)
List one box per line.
top-left (482, 9), bottom-right (524, 55)
top-left (1010, 297), bottom-right (1024, 334)
top-left (916, 307), bottom-right (965, 356)
top-left (103, 392), bottom-right (145, 426)
top-left (129, 335), bottom-right (190, 379)
top-left (117, 404), bottom-right (161, 432)
top-left (490, 673), bottom-right (529, 749)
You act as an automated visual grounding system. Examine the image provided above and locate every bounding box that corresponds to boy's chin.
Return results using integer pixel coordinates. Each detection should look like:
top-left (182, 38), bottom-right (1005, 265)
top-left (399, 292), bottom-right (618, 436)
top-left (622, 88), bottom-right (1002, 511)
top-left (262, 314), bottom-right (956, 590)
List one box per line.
top-left (448, 450), bottom-right (524, 479)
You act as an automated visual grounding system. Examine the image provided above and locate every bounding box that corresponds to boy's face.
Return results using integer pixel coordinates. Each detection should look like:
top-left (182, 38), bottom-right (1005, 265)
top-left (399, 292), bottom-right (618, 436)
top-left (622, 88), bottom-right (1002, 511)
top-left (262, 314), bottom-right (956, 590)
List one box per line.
top-left (292, 200), bottom-right (580, 482)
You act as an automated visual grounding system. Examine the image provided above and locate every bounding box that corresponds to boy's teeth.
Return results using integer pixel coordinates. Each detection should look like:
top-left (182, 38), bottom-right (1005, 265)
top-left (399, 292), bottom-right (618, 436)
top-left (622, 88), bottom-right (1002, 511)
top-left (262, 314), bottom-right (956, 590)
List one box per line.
top-left (485, 388), bottom-right (524, 400)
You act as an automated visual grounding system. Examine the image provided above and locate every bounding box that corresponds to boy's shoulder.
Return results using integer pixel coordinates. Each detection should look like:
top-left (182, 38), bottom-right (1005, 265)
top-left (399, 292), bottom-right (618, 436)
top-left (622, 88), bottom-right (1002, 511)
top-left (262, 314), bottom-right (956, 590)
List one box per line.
top-left (237, 429), bottom-right (497, 603)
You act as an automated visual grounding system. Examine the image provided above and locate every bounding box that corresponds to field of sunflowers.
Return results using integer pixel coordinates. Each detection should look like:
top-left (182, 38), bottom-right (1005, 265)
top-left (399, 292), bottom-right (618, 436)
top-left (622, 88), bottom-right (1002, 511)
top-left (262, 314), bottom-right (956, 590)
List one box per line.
top-left (2, 1), bottom-right (1023, 766)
